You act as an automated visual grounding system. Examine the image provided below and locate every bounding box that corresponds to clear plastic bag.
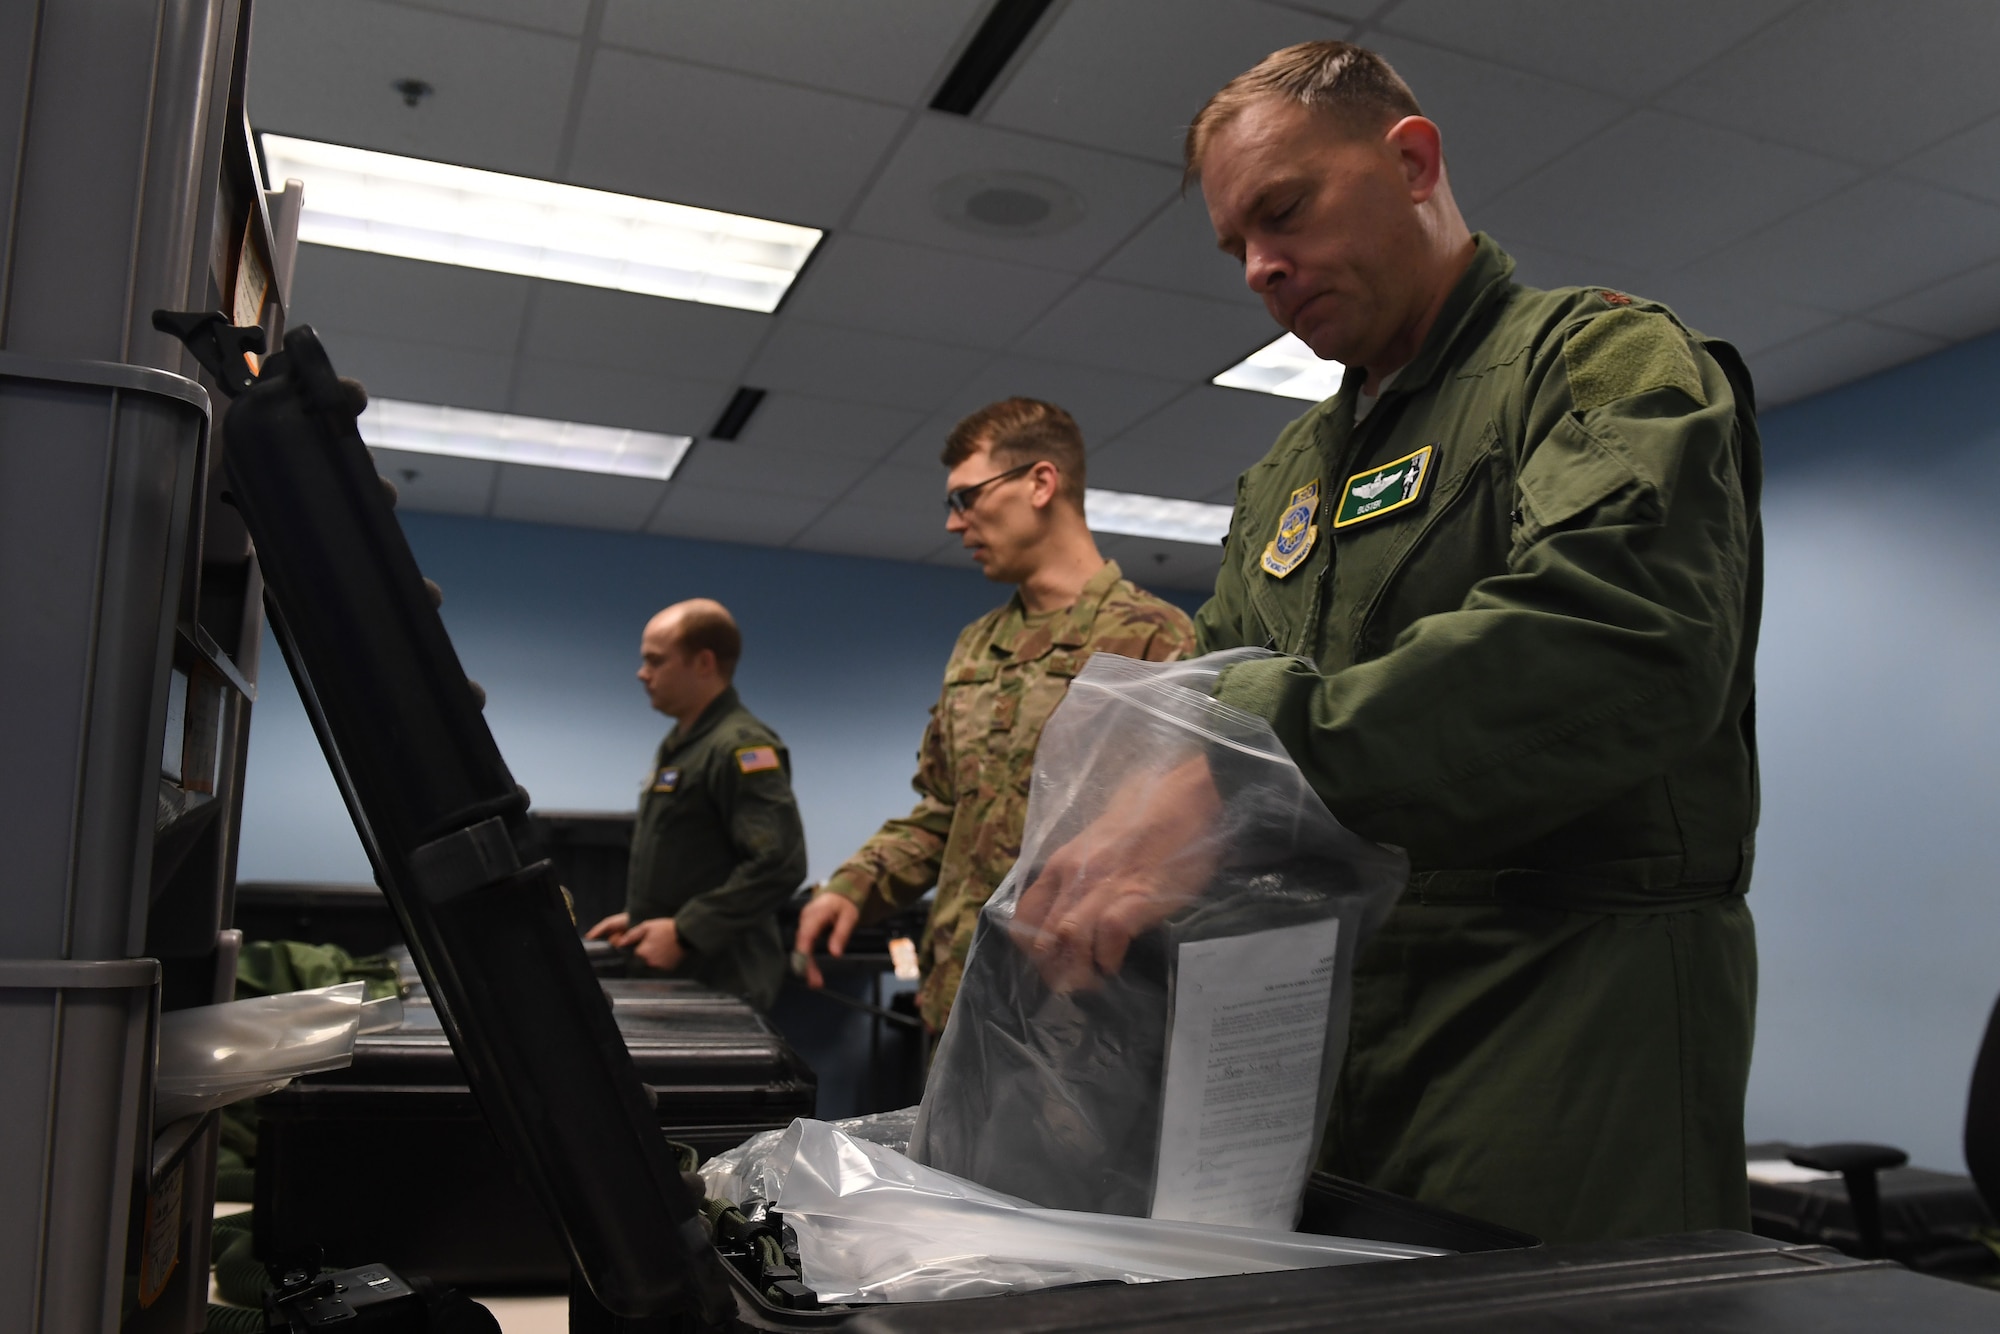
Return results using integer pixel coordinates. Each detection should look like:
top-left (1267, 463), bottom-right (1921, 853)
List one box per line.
top-left (744, 1118), bottom-right (1438, 1303)
top-left (911, 650), bottom-right (1408, 1229)
top-left (700, 1106), bottom-right (918, 1211)
top-left (155, 981), bottom-right (394, 1122)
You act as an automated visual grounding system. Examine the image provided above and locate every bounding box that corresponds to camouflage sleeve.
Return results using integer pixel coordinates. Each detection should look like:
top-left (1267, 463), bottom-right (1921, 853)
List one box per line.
top-left (1102, 586), bottom-right (1199, 663)
top-left (819, 698), bottom-right (955, 924)
top-left (671, 739), bottom-right (809, 956)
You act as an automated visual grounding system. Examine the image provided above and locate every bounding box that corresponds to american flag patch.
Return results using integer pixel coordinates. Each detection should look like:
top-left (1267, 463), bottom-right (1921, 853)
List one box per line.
top-left (735, 745), bottom-right (780, 774)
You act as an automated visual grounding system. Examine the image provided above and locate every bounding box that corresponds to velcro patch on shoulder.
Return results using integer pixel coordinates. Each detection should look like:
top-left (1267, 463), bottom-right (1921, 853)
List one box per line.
top-left (1564, 307), bottom-right (1707, 413)
top-left (735, 745), bottom-right (781, 774)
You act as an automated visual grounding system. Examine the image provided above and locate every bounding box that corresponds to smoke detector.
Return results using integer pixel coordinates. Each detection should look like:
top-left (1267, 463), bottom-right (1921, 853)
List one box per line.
top-left (933, 171), bottom-right (1085, 238)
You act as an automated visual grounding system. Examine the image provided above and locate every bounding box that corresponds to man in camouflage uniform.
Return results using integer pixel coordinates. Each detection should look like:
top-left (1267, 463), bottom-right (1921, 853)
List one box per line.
top-left (795, 399), bottom-right (1195, 1032)
top-left (587, 598), bottom-right (806, 1011)
top-left (1016, 44), bottom-right (1761, 1243)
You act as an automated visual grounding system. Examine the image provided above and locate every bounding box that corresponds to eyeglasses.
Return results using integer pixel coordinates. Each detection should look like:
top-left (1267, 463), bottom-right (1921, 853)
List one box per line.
top-left (943, 461), bottom-right (1038, 516)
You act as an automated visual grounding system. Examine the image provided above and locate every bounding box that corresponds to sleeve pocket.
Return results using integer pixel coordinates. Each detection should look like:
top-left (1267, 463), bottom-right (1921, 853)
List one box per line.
top-left (1513, 413), bottom-right (1657, 555)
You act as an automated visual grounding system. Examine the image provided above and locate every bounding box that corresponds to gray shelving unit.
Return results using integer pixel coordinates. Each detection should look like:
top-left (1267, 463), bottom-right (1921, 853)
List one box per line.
top-left (0, 2), bottom-right (297, 1330)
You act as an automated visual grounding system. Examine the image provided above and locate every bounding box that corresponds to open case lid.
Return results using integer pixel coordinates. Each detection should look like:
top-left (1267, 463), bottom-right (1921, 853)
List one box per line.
top-left (166, 315), bottom-right (732, 1324)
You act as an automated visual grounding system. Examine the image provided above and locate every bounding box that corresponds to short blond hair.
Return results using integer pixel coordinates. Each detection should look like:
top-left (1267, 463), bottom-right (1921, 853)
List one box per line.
top-left (1184, 41), bottom-right (1422, 185)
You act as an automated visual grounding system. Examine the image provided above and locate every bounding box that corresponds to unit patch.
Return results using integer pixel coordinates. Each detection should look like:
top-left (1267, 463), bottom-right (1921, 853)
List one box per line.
top-left (735, 745), bottom-right (781, 775)
top-left (1333, 444), bottom-right (1436, 529)
top-left (650, 767), bottom-right (680, 793)
top-left (1259, 478), bottom-right (1321, 578)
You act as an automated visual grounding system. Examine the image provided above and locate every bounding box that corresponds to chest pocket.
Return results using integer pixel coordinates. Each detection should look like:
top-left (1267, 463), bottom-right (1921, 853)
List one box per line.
top-left (1336, 421), bottom-right (1507, 663)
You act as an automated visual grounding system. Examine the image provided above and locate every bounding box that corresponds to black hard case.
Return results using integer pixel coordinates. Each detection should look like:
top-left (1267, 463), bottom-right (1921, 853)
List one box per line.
top-left (214, 327), bottom-right (2000, 1331)
top-left (257, 980), bottom-right (815, 1287)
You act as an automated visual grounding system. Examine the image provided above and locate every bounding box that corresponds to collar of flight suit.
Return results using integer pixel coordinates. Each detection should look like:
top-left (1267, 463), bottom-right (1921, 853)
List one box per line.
top-left (663, 684), bottom-right (741, 756)
top-left (1364, 233), bottom-right (1518, 404)
top-left (994, 559), bottom-right (1125, 661)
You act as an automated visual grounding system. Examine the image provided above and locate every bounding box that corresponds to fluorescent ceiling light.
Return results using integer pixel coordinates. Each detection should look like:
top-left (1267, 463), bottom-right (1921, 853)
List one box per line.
top-left (261, 134), bottom-right (822, 313)
top-left (361, 398), bottom-right (692, 481)
top-left (1213, 333), bottom-right (1346, 402)
top-left (1085, 489), bottom-right (1232, 546)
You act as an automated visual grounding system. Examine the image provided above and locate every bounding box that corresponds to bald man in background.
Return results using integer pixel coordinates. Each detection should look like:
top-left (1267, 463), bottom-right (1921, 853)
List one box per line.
top-left (586, 599), bottom-right (806, 1011)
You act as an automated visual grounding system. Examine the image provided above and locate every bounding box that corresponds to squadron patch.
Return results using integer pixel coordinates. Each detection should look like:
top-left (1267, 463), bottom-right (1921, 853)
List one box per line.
top-left (1334, 445), bottom-right (1436, 529)
top-left (735, 745), bottom-right (781, 775)
top-left (650, 767), bottom-right (680, 793)
top-left (1259, 479), bottom-right (1320, 578)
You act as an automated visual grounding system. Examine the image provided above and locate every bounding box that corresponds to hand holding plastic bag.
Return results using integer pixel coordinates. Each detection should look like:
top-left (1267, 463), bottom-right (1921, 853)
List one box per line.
top-left (912, 650), bottom-right (1408, 1227)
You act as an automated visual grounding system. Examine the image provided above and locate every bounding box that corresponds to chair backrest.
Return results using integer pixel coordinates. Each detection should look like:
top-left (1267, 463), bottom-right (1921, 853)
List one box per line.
top-left (1965, 990), bottom-right (2000, 1212)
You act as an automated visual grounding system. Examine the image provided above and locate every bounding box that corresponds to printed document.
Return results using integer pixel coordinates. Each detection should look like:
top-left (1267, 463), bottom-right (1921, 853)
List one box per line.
top-left (1150, 918), bottom-right (1340, 1228)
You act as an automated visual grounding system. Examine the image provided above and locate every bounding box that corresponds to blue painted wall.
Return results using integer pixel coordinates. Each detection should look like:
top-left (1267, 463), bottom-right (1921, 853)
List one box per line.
top-left (1743, 330), bottom-right (2000, 1172)
top-left (239, 332), bottom-right (2000, 1172)
top-left (237, 518), bottom-right (1203, 890)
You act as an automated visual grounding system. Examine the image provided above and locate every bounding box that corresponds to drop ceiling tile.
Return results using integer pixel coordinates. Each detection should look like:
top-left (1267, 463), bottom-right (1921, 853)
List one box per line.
top-left (490, 464), bottom-right (668, 530)
top-left (1092, 384), bottom-right (1306, 497)
top-left (1747, 320), bottom-right (1946, 408)
top-left (287, 246), bottom-right (532, 353)
top-left (367, 446), bottom-right (495, 515)
top-left (387, 0), bottom-right (591, 33)
top-left (566, 49), bottom-right (907, 226)
top-left (1375, 0), bottom-right (1794, 99)
top-left (1093, 535), bottom-right (1222, 593)
top-left (1097, 193), bottom-right (1261, 305)
top-left (672, 441), bottom-right (877, 501)
top-left (1869, 257), bottom-right (2000, 342)
top-left (1361, 35), bottom-right (1626, 211)
top-left (843, 463), bottom-right (951, 513)
top-left (985, 0), bottom-right (1350, 164)
top-left (519, 283), bottom-right (769, 380)
top-left (846, 116), bottom-right (1182, 274)
top-left (1901, 113), bottom-right (2000, 207)
top-left (647, 483), bottom-right (825, 544)
top-left (1692, 177), bottom-right (2000, 315)
top-left (888, 356), bottom-right (1191, 467)
top-left (249, 0), bottom-right (579, 176)
top-left (1010, 280), bottom-right (1279, 379)
top-left (747, 321), bottom-right (988, 411)
top-left (735, 395), bottom-right (924, 461)
top-left (1479, 111), bottom-right (1860, 273)
top-left (600, 0), bottom-right (985, 105)
top-left (1658, 0), bottom-right (2000, 168)
top-left (1640, 273), bottom-right (1840, 358)
top-left (320, 329), bottom-right (516, 410)
top-left (1494, 238), bottom-right (1657, 297)
top-left (509, 359), bottom-right (730, 435)
top-left (781, 235), bottom-right (1075, 349)
top-left (792, 501), bottom-right (953, 562)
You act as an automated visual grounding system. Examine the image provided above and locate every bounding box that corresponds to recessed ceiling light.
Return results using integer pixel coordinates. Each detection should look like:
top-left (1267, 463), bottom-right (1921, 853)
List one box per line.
top-left (1084, 489), bottom-right (1232, 546)
top-left (360, 398), bottom-right (693, 481)
top-left (934, 170), bottom-right (1085, 238)
top-left (1213, 333), bottom-right (1346, 402)
top-left (260, 134), bottom-right (822, 313)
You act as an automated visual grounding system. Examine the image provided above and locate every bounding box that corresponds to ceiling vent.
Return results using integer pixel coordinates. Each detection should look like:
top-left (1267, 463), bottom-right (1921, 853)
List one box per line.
top-left (934, 170), bottom-right (1085, 238)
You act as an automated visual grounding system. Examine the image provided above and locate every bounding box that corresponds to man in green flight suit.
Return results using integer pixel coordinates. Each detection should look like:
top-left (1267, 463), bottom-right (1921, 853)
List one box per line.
top-left (586, 598), bottom-right (806, 1012)
top-left (1014, 42), bottom-right (1760, 1244)
top-left (794, 399), bottom-right (1195, 1033)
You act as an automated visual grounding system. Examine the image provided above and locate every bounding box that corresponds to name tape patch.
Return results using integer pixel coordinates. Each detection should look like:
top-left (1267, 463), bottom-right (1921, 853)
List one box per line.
top-left (1333, 444), bottom-right (1436, 529)
top-left (735, 745), bottom-right (781, 775)
top-left (650, 767), bottom-right (680, 793)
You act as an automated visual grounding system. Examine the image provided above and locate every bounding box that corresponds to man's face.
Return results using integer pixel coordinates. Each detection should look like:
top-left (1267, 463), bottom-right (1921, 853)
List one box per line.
top-left (944, 442), bottom-right (1045, 584)
top-left (636, 618), bottom-right (700, 716)
top-left (1201, 97), bottom-right (1429, 368)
